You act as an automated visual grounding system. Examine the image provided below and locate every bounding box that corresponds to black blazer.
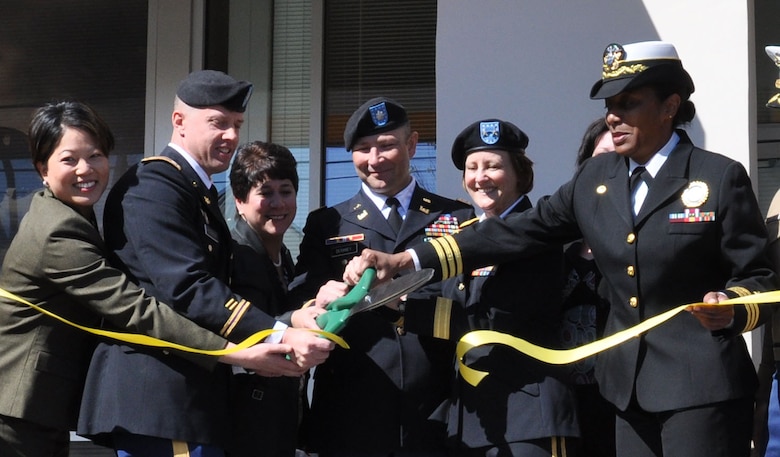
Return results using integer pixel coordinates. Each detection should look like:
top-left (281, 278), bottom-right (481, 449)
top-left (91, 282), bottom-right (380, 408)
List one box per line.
top-left (229, 217), bottom-right (301, 457)
top-left (292, 185), bottom-right (474, 454)
top-left (415, 132), bottom-right (777, 413)
top-left (78, 147), bottom-right (278, 447)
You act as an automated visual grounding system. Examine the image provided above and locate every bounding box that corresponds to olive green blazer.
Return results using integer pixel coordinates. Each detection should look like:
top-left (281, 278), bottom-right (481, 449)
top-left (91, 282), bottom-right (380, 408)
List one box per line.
top-left (0, 189), bottom-right (226, 430)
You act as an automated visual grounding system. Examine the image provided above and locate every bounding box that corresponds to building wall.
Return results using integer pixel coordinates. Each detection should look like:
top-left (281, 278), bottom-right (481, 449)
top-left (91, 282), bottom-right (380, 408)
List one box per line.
top-left (436, 0), bottom-right (755, 203)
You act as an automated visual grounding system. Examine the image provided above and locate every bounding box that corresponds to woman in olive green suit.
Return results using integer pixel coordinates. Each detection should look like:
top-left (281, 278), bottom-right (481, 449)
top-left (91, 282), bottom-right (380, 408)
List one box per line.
top-left (0, 101), bottom-right (294, 457)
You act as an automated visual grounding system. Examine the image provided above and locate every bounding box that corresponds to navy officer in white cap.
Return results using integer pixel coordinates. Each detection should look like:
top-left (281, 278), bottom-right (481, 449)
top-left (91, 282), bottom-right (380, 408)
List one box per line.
top-left (345, 41), bottom-right (776, 457)
top-left (77, 70), bottom-right (334, 457)
top-left (291, 97), bottom-right (473, 457)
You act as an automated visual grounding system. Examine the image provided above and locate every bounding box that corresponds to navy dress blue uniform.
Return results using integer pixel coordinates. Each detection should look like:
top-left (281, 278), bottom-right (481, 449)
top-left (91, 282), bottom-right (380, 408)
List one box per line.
top-left (401, 41), bottom-right (778, 457)
top-left (293, 184), bottom-right (473, 456)
top-left (414, 130), bottom-right (775, 456)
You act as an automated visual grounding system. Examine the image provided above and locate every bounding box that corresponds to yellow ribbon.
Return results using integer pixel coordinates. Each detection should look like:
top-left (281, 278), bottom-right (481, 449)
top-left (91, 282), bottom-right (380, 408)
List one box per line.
top-left (0, 288), bottom-right (348, 355)
top-left (457, 290), bottom-right (780, 386)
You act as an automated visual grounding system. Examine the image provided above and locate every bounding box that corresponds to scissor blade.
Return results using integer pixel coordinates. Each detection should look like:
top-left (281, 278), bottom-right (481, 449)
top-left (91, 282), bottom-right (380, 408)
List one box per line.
top-left (349, 268), bottom-right (435, 316)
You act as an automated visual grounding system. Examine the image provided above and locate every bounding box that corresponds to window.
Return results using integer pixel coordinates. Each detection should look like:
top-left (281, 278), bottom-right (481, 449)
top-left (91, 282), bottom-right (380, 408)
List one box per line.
top-left (0, 1), bottom-right (147, 259)
top-left (322, 0), bottom-right (438, 206)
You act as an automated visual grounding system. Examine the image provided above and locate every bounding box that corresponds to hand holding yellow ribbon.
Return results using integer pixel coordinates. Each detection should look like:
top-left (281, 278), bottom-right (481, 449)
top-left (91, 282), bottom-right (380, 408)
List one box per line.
top-left (457, 290), bottom-right (780, 386)
top-left (0, 288), bottom-right (348, 355)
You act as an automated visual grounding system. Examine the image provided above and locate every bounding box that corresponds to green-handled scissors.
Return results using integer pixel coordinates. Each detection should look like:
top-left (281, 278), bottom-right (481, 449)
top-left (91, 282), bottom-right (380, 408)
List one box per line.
top-left (315, 267), bottom-right (435, 334)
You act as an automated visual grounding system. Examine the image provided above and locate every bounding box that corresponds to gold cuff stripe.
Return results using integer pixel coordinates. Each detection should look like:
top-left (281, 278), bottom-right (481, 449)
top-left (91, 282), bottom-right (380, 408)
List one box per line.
top-left (433, 297), bottom-right (452, 340)
top-left (225, 297), bottom-right (238, 311)
top-left (744, 303), bottom-right (760, 332)
top-left (430, 238), bottom-right (450, 279)
top-left (727, 286), bottom-right (759, 332)
top-left (439, 235), bottom-right (463, 278)
top-left (551, 435), bottom-right (567, 457)
top-left (221, 298), bottom-right (250, 337)
top-left (301, 299), bottom-right (315, 308)
top-left (171, 440), bottom-right (190, 457)
top-left (727, 286), bottom-right (751, 297)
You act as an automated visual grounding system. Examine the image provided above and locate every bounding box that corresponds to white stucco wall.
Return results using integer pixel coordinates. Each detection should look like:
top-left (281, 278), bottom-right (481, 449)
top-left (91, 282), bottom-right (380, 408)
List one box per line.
top-left (436, 0), bottom-right (755, 203)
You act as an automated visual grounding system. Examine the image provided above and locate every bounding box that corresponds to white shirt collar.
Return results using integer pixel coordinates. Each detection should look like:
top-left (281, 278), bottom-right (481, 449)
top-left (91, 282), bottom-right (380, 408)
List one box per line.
top-left (478, 195), bottom-right (526, 221)
top-left (628, 131), bottom-right (679, 178)
top-left (168, 142), bottom-right (213, 189)
top-left (361, 177), bottom-right (416, 218)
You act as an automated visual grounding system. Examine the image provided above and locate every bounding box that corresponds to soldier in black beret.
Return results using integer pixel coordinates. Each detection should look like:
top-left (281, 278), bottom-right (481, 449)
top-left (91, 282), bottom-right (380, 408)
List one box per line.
top-left (176, 69), bottom-right (253, 113)
top-left (342, 96), bottom-right (409, 151)
top-left (77, 69), bottom-right (334, 456)
top-left (435, 119), bottom-right (581, 456)
top-left (291, 97), bottom-right (474, 456)
top-left (450, 118), bottom-right (529, 170)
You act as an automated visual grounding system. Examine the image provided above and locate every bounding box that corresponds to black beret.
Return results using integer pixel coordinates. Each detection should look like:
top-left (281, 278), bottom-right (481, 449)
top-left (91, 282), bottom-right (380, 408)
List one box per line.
top-left (343, 97), bottom-right (409, 151)
top-left (590, 41), bottom-right (694, 100)
top-left (451, 119), bottom-right (529, 170)
top-left (176, 70), bottom-right (253, 113)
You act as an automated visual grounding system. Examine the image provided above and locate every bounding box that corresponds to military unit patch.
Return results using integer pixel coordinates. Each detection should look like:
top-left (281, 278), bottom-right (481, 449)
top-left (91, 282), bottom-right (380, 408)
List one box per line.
top-left (480, 121), bottom-right (500, 145)
top-left (369, 101), bottom-right (389, 127)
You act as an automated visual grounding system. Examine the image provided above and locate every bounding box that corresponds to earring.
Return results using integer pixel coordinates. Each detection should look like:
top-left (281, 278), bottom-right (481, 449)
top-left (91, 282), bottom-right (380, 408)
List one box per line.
top-left (42, 180), bottom-right (49, 187)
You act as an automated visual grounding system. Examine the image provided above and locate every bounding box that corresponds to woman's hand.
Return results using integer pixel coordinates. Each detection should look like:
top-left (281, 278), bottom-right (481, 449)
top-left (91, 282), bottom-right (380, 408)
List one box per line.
top-left (687, 291), bottom-right (735, 331)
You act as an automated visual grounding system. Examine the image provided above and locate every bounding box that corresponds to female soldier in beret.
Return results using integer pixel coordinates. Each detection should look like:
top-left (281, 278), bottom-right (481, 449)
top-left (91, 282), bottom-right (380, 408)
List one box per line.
top-left (440, 119), bottom-right (579, 456)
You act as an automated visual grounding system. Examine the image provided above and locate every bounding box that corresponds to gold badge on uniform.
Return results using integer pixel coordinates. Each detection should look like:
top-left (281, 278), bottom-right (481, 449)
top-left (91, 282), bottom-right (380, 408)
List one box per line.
top-left (681, 181), bottom-right (708, 208)
top-left (596, 185), bottom-right (607, 194)
top-left (357, 209), bottom-right (369, 220)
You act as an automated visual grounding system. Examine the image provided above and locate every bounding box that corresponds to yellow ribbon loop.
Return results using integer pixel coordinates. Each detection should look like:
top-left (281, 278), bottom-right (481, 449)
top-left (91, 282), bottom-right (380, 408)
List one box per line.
top-left (0, 288), bottom-right (348, 355)
top-left (457, 290), bottom-right (780, 387)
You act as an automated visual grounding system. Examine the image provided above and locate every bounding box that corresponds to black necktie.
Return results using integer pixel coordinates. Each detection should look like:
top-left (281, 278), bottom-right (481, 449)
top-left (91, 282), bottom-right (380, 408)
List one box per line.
top-left (629, 166), bottom-right (652, 194)
top-left (386, 197), bottom-right (403, 234)
top-left (208, 185), bottom-right (220, 210)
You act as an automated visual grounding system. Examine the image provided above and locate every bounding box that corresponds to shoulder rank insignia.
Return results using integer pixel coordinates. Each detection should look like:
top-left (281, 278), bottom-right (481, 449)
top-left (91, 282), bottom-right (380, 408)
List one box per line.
top-left (141, 156), bottom-right (182, 171)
